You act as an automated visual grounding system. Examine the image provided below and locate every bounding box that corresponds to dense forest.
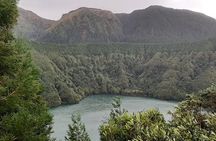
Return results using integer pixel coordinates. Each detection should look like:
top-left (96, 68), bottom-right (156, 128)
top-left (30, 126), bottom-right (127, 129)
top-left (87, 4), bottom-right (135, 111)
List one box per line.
top-left (0, 0), bottom-right (216, 141)
top-left (31, 40), bottom-right (216, 107)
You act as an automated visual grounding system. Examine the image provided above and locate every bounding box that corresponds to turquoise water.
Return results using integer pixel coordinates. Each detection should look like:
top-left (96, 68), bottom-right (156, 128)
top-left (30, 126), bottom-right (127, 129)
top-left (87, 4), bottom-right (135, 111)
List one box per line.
top-left (50, 95), bottom-right (177, 141)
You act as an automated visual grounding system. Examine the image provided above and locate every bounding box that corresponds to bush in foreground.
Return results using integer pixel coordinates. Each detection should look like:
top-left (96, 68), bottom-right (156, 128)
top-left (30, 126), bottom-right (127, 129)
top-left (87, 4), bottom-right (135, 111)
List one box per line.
top-left (100, 90), bottom-right (216, 141)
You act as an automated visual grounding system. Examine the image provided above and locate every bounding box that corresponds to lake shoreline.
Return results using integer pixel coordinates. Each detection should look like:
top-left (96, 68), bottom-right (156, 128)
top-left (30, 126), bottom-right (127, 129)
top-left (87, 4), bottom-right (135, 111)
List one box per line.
top-left (50, 95), bottom-right (178, 141)
top-left (50, 93), bottom-right (181, 109)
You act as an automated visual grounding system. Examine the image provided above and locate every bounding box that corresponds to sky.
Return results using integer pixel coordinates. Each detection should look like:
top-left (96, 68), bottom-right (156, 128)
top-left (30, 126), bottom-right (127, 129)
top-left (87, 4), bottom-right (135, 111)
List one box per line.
top-left (18, 0), bottom-right (216, 20)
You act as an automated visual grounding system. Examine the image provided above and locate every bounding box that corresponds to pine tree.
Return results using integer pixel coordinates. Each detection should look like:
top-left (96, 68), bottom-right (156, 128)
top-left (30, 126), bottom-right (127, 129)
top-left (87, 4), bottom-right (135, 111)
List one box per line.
top-left (109, 97), bottom-right (127, 119)
top-left (0, 0), bottom-right (53, 140)
top-left (65, 114), bottom-right (91, 141)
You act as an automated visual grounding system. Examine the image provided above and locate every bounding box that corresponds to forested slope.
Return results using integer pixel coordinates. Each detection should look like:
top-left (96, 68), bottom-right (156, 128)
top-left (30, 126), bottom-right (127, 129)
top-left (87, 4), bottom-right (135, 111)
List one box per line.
top-left (31, 40), bottom-right (216, 107)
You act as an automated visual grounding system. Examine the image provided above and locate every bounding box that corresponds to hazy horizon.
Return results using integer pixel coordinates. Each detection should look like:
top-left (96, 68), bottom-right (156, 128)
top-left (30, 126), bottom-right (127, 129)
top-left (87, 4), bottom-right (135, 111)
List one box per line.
top-left (18, 0), bottom-right (216, 20)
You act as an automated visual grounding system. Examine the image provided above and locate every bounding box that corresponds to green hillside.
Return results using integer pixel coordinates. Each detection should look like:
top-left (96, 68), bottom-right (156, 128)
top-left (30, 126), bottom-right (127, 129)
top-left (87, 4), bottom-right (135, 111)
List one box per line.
top-left (31, 40), bottom-right (216, 107)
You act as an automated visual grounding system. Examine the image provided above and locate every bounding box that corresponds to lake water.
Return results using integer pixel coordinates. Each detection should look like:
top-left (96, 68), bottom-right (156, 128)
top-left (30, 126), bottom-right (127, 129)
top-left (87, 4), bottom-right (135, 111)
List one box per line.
top-left (50, 95), bottom-right (177, 141)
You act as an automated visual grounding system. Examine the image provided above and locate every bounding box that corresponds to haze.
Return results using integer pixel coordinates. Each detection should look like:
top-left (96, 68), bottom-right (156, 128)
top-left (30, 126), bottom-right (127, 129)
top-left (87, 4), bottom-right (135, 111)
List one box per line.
top-left (18, 0), bottom-right (216, 20)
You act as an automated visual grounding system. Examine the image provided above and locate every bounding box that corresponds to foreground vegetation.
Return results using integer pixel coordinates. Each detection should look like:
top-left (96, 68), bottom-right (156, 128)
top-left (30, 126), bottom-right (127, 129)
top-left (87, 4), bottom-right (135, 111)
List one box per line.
top-left (99, 87), bottom-right (216, 141)
top-left (32, 40), bottom-right (216, 107)
top-left (0, 0), bottom-right (52, 140)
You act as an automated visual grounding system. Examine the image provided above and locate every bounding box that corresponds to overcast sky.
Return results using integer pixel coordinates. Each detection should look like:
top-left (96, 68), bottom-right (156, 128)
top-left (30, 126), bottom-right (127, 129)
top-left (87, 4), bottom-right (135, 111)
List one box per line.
top-left (18, 0), bottom-right (216, 20)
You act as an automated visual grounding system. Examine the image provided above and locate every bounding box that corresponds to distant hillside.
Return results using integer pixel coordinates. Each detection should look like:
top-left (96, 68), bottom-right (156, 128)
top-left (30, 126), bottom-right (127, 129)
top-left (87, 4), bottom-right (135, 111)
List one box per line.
top-left (117, 6), bottom-right (216, 43)
top-left (15, 6), bottom-right (216, 43)
top-left (14, 8), bottom-right (55, 40)
top-left (40, 7), bottom-right (123, 43)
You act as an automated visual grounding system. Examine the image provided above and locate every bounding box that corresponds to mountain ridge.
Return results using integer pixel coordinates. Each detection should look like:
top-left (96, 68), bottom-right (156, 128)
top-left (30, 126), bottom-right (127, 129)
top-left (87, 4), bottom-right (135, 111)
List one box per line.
top-left (41, 7), bottom-right (123, 43)
top-left (117, 5), bottom-right (216, 43)
top-left (14, 8), bottom-right (56, 40)
top-left (15, 6), bottom-right (216, 43)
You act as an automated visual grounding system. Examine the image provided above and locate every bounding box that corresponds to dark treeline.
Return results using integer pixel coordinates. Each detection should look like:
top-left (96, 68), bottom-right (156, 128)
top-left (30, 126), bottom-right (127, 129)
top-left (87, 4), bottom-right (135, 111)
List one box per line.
top-left (31, 40), bottom-right (216, 107)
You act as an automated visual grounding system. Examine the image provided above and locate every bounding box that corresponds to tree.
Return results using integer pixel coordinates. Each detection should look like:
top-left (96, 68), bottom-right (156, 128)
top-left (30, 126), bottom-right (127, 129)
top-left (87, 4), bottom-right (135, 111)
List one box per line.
top-left (169, 95), bottom-right (216, 141)
top-left (0, 0), bottom-right (18, 42)
top-left (100, 97), bottom-right (168, 141)
top-left (100, 94), bottom-right (216, 141)
top-left (0, 0), bottom-right (18, 28)
top-left (65, 114), bottom-right (91, 141)
top-left (0, 0), bottom-right (53, 140)
top-left (109, 97), bottom-right (127, 119)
